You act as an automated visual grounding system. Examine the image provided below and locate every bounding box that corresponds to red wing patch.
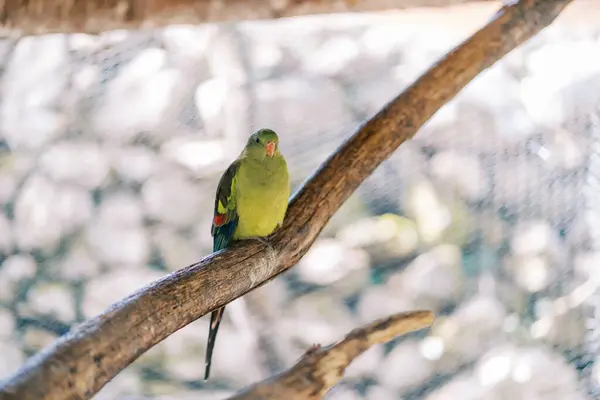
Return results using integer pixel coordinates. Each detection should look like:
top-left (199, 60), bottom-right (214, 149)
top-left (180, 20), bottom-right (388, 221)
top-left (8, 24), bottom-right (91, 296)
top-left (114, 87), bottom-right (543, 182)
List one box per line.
top-left (213, 214), bottom-right (227, 227)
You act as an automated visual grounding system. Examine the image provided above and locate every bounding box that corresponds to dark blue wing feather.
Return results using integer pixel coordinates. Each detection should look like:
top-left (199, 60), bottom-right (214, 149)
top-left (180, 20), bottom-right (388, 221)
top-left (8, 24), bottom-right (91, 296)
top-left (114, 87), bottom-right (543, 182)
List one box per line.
top-left (212, 219), bottom-right (238, 251)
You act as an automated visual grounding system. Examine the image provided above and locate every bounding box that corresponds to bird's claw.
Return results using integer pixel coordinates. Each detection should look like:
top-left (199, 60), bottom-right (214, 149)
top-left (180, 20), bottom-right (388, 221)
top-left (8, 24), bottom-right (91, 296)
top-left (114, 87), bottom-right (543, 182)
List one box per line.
top-left (254, 236), bottom-right (271, 246)
top-left (248, 236), bottom-right (273, 251)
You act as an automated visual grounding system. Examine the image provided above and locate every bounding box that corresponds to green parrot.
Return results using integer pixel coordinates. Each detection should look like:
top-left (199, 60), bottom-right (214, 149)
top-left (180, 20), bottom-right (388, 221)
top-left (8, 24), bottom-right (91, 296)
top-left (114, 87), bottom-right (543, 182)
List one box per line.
top-left (205, 128), bottom-right (290, 380)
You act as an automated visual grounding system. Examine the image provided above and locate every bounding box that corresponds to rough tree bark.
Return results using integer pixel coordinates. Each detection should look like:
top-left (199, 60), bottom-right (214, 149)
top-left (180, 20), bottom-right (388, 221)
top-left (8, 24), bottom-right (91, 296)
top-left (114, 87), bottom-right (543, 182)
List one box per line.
top-left (0, 0), bottom-right (498, 36)
top-left (0, 0), bottom-right (573, 399)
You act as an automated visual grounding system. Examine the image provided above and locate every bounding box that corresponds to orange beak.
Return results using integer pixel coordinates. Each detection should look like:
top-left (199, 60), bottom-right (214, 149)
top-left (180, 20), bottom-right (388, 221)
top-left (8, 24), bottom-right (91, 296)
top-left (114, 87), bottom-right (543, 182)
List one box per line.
top-left (266, 141), bottom-right (275, 157)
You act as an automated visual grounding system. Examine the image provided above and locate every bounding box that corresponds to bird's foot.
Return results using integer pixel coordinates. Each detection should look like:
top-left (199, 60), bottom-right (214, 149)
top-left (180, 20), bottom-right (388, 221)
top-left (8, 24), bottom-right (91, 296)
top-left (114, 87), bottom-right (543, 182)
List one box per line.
top-left (248, 236), bottom-right (274, 251)
top-left (253, 236), bottom-right (270, 246)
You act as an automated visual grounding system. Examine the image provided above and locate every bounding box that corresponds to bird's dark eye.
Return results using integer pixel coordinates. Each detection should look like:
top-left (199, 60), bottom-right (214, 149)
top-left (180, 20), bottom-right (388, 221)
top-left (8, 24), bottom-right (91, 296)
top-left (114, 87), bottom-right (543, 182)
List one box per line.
top-left (254, 137), bottom-right (260, 144)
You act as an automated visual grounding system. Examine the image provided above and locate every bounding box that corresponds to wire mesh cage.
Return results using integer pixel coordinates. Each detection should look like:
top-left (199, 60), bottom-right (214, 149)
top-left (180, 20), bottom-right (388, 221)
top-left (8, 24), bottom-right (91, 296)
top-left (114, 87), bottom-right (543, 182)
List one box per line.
top-left (0, 3), bottom-right (599, 399)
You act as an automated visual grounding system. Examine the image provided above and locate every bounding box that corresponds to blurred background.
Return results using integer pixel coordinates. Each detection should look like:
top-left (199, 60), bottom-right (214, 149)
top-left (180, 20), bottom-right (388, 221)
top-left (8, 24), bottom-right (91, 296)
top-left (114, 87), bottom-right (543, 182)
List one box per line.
top-left (1, 1), bottom-right (600, 399)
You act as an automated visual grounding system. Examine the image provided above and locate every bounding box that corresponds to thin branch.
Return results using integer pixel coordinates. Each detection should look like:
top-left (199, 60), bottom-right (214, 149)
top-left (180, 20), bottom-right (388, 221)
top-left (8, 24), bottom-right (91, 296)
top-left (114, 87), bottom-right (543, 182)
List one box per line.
top-left (0, 0), bottom-right (498, 36)
top-left (229, 310), bottom-right (434, 400)
top-left (0, 0), bottom-right (573, 399)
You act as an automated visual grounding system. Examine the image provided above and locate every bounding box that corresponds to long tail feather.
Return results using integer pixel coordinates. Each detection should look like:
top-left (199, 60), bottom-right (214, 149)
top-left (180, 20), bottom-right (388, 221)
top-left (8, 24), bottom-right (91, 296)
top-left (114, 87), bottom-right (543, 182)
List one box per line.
top-left (205, 306), bottom-right (226, 380)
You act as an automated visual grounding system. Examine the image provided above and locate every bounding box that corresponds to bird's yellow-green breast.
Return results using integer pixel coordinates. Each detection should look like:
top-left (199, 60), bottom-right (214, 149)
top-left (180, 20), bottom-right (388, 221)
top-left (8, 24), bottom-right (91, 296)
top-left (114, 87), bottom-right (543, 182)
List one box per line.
top-left (234, 154), bottom-right (289, 239)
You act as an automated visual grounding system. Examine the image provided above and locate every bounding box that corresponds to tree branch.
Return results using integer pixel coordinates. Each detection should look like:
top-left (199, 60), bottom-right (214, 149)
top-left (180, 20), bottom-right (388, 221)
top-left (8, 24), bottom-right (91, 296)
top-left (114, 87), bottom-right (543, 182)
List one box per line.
top-left (0, 0), bottom-right (498, 36)
top-left (0, 0), bottom-right (573, 399)
top-left (229, 310), bottom-right (434, 400)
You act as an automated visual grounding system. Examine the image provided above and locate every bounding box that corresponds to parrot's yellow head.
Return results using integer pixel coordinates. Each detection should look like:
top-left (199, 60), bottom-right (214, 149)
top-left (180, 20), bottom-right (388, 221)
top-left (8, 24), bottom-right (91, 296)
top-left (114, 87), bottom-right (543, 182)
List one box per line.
top-left (246, 128), bottom-right (280, 159)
